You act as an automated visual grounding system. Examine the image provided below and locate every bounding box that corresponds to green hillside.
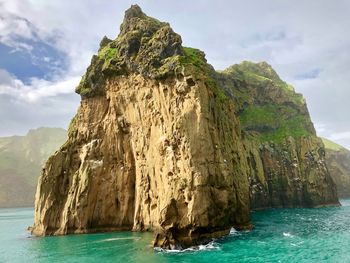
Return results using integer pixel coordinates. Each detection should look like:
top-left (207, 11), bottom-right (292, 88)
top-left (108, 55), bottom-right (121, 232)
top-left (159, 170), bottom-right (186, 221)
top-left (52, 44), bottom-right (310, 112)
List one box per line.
top-left (322, 137), bottom-right (346, 151)
top-left (0, 128), bottom-right (67, 207)
top-left (322, 137), bottom-right (350, 197)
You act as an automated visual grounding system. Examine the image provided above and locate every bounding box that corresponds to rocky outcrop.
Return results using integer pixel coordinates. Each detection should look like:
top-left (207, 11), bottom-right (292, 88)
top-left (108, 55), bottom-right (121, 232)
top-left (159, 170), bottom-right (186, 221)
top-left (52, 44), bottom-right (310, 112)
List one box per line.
top-left (322, 138), bottom-right (350, 197)
top-left (32, 5), bottom-right (339, 249)
top-left (244, 136), bottom-right (338, 209)
top-left (32, 5), bottom-right (251, 249)
top-left (218, 62), bottom-right (339, 209)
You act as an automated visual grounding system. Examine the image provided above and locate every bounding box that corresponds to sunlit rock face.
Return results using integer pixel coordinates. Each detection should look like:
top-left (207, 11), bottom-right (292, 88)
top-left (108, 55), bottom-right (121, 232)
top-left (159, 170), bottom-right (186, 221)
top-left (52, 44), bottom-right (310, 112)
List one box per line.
top-left (32, 5), bottom-right (339, 249)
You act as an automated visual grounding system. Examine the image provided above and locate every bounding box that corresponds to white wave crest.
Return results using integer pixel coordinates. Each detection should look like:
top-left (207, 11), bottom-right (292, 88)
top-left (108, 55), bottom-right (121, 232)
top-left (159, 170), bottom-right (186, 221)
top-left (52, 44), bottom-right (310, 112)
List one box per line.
top-left (229, 227), bottom-right (239, 235)
top-left (154, 241), bottom-right (220, 253)
top-left (96, 237), bottom-right (141, 243)
top-left (283, 232), bottom-right (294, 237)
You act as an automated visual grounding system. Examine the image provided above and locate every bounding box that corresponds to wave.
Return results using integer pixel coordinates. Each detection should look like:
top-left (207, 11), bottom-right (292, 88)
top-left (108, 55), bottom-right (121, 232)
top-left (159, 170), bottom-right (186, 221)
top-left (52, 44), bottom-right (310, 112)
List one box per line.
top-left (229, 227), bottom-right (239, 235)
top-left (283, 232), bottom-right (294, 237)
top-left (154, 240), bottom-right (220, 253)
top-left (96, 237), bottom-right (141, 243)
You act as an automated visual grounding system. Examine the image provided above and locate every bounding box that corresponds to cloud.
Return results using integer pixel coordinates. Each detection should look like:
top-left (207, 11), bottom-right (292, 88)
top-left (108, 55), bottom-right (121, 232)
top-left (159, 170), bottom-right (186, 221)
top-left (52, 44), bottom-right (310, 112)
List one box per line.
top-left (329, 132), bottom-right (350, 141)
top-left (0, 69), bottom-right (79, 102)
top-left (0, 69), bottom-right (16, 86)
top-left (0, 13), bottom-right (34, 50)
top-left (295, 68), bottom-right (322, 80)
top-left (0, 0), bottom-right (349, 150)
top-left (0, 68), bottom-right (80, 136)
top-left (0, 92), bottom-right (79, 136)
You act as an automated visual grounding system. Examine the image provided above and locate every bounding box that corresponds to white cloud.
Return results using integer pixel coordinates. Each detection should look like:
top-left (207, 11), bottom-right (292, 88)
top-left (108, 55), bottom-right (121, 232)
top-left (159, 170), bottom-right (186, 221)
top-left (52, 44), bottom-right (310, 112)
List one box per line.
top-left (19, 77), bottom-right (80, 102)
top-left (0, 68), bottom-right (80, 136)
top-left (0, 0), bottom-right (349, 149)
top-left (0, 12), bottom-right (35, 51)
top-left (0, 69), bottom-right (79, 102)
top-left (329, 132), bottom-right (350, 141)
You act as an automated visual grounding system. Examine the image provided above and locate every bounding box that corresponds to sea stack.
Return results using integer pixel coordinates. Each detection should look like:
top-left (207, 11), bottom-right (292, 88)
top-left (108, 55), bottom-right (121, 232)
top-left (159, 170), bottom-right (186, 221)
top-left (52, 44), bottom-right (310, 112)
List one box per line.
top-left (32, 5), bottom-right (339, 249)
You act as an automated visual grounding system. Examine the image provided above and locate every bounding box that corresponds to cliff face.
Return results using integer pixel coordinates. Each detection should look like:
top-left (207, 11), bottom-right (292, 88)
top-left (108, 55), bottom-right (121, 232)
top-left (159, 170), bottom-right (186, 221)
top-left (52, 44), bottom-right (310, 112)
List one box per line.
top-left (0, 128), bottom-right (66, 208)
top-left (218, 62), bottom-right (339, 209)
top-left (32, 6), bottom-right (251, 249)
top-left (322, 138), bottom-right (350, 197)
top-left (32, 5), bottom-right (339, 249)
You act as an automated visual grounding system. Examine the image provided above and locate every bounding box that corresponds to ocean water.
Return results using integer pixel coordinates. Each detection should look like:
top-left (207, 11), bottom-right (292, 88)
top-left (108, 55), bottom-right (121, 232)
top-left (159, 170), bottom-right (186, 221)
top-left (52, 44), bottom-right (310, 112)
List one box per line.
top-left (1, 200), bottom-right (350, 263)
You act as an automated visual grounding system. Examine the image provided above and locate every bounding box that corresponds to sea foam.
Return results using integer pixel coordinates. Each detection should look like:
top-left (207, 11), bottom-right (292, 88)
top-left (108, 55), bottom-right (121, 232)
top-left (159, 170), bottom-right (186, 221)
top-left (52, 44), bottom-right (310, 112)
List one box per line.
top-left (154, 240), bottom-right (220, 253)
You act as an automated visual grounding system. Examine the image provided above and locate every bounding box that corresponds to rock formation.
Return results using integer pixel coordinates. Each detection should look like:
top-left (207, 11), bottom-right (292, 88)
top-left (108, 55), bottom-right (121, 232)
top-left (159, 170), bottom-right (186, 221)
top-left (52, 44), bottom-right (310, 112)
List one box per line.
top-left (217, 62), bottom-right (339, 209)
top-left (322, 137), bottom-right (350, 197)
top-left (32, 5), bottom-right (339, 249)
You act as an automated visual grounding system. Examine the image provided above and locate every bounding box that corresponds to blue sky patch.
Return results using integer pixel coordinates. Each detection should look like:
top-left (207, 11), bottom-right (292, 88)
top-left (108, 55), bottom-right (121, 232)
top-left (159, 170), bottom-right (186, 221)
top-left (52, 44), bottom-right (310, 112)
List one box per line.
top-left (239, 30), bottom-right (286, 48)
top-left (295, 68), bottom-right (322, 80)
top-left (0, 37), bottom-right (67, 84)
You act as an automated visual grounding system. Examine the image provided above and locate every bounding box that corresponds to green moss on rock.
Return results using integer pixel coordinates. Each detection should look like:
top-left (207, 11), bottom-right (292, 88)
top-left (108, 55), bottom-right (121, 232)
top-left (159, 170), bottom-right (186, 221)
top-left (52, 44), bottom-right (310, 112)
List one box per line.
top-left (322, 137), bottom-right (346, 151)
top-left (68, 114), bottom-right (78, 137)
top-left (179, 47), bottom-right (207, 70)
top-left (75, 5), bottom-right (184, 98)
top-left (240, 104), bottom-right (311, 143)
top-left (179, 47), bottom-right (228, 103)
top-left (217, 61), bottom-right (315, 143)
top-left (222, 61), bottom-right (305, 106)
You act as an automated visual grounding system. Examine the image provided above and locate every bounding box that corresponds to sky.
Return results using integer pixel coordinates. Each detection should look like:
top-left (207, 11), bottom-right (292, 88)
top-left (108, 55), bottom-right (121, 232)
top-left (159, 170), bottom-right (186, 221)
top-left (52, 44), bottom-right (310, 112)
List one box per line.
top-left (0, 0), bottom-right (349, 149)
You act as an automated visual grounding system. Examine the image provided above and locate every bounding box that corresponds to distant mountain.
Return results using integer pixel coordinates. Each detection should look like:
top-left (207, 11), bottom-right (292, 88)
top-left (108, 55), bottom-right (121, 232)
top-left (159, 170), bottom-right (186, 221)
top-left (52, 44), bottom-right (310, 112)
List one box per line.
top-left (322, 138), bottom-right (350, 197)
top-left (0, 127), bottom-right (67, 207)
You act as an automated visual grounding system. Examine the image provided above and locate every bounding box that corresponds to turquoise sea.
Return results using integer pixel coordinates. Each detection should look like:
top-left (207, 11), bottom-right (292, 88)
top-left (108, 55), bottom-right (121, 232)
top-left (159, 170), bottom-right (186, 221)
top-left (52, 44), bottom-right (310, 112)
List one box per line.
top-left (1, 200), bottom-right (350, 263)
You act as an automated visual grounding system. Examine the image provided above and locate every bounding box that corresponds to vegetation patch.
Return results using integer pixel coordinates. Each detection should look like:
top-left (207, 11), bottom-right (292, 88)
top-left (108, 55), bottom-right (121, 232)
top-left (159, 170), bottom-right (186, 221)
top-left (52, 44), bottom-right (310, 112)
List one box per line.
top-left (223, 61), bottom-right (305, 106)
top-left (240, 104), bottom-right (311, 143)
top-left (322, 137), bottom-right (345, 151)
top-left (68, 114), bottom-right (78, 137)
top-left (180, 47), bottom-right (228, 103)
top-left (98, 46), bottom-right (117, 62)
top-left (179, 47), bottom-right (207, 70)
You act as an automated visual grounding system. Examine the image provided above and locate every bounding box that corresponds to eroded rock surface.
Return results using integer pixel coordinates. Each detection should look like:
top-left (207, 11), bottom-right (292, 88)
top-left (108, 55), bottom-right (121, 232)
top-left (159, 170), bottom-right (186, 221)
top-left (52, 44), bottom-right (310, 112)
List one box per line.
top-left (32, 5), bottom-right (339, 249)
top-left (218, 61), bottom-right (339, 209)
top-left (33, 5), bottom-right (251, 249)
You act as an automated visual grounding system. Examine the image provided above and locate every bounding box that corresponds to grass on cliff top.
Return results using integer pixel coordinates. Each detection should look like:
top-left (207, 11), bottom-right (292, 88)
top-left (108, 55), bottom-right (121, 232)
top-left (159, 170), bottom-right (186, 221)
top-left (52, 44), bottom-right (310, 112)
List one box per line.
top-left (223, 61), bottom-right (305, 106)
top-left (76, 43), bottom-right (119, 97)
top-left (179, 47), bottom-right (228, 103)
top-left (240, 104), bottom-right (312, 143)
top-left (99, 46), bottom-right (117, 61)
top-left (321, 137), bottom-right (346, 151)
top-left (98, 44), bottom-right (118, 66)
top-left (179, 47), bottom-right (207, 70)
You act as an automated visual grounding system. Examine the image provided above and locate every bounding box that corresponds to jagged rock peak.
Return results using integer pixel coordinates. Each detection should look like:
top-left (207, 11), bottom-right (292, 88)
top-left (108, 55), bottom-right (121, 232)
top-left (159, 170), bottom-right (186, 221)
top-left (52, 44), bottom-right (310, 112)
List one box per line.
top-left (123, 4), bottom-right (146, 20)
top-left (119, 4), bottom-right (165, 36)
top-left (76, 5), bottom-right (184, 97)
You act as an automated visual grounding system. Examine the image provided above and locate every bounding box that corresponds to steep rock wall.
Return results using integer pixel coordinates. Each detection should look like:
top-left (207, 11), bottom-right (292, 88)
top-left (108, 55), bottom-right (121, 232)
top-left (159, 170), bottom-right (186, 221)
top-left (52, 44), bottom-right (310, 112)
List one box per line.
top-left (32, 6), bottom-right (251, 249)
top-left (245, 137), bottom-right (338, 209)
top-left (33, 74), bottom-right (251, 248)
top-left (218, 61), bottom-right (339, 209)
